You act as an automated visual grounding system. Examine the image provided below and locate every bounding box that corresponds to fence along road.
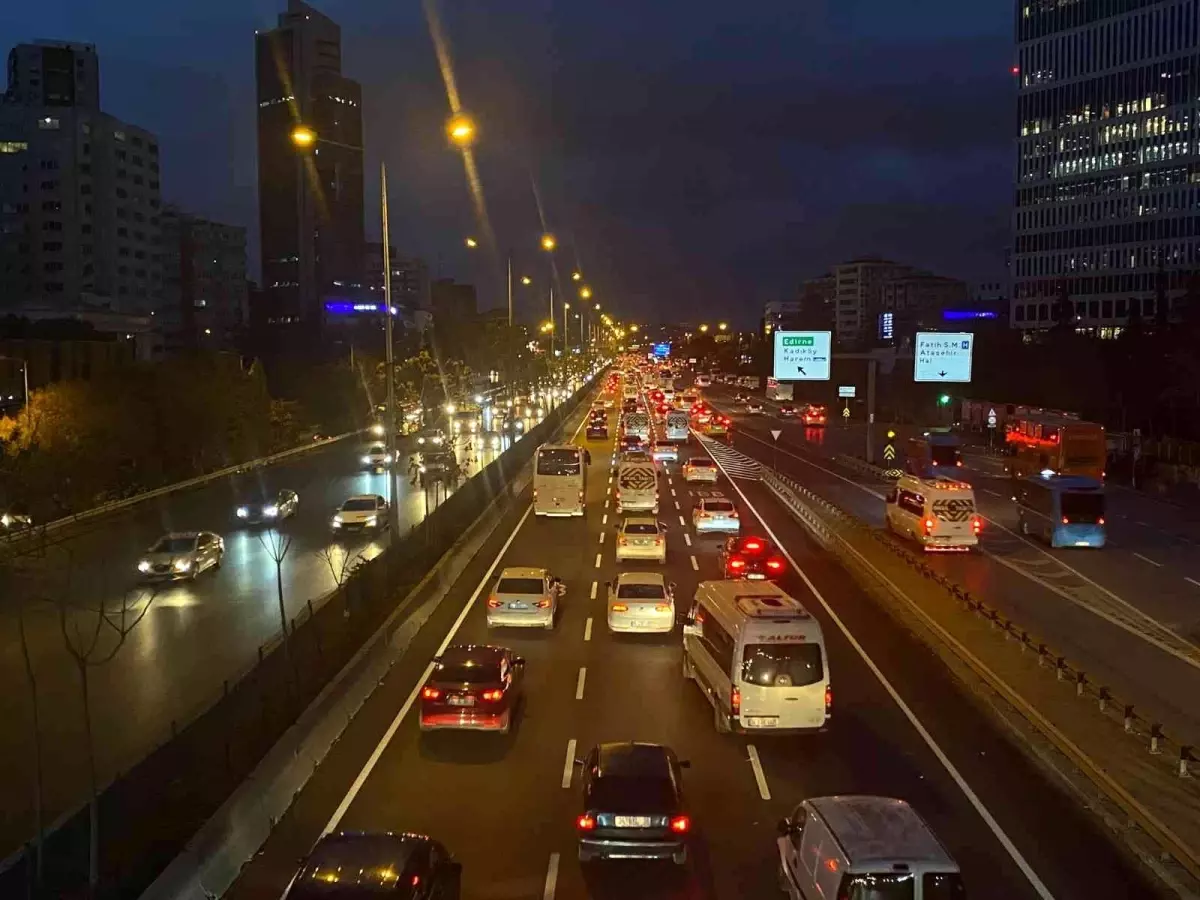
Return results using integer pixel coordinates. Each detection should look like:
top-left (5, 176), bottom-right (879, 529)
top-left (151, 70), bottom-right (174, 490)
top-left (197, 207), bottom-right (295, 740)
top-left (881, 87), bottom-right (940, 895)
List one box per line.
top-left (0, 418), bottom-right (529, 862)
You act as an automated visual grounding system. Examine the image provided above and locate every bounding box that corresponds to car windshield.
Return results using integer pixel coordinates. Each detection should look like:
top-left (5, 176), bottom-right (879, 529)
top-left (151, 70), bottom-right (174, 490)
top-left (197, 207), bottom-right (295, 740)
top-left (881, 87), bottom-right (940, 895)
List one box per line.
top-left (589, 775), bottom-right (676, 814)
top-left (742, 643), bottom-right (824, 688)
top-left (704, 501), bottom-right (734, 513)
top-left (1062, 491), bottom-right (1105, 519)
top-left (624, 523), bottom-right (659, 535)
top-left (151, 537), bottom-right (196, 554)
top-left (434, 660), bottom-right (501, 683)
top-left (497, 577), bottom-right (545, 595)
top-left (367, 445), bottom-right (386, 454)
top-left (537, 448), bottom-right (581, 476)
top-left (617, 583), bottom-right (666, 600)
top-left (342, 498), bottom-right (378, 512)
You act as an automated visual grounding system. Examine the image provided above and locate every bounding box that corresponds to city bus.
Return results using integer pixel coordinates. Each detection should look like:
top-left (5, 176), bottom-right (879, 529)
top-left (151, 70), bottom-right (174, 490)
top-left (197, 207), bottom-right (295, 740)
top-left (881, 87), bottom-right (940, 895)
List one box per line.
top-left (1005, 412), bottom-right (1106, 481)
top-left (905, 431), bottom-right (963, 477)
top-left (1014, 472), bottom-right (1106, 548)
top-left (533, 443), bottom-right (589, 516)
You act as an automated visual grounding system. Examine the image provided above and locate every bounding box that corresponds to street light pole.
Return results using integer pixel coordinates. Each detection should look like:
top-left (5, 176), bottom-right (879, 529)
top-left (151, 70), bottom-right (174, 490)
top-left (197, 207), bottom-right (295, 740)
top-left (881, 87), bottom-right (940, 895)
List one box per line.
top-left (381, 162), bottom-right (398, 528)
top-left (563, 302), bottom-right (570, 355)
top-left (506, 252), bottom-right (513, 328)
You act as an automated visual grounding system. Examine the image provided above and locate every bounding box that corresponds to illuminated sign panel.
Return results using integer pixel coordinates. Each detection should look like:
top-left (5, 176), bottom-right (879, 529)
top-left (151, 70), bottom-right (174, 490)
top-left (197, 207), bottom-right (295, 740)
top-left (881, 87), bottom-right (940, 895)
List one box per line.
top-left (772, 331), bottom-right (831, 381)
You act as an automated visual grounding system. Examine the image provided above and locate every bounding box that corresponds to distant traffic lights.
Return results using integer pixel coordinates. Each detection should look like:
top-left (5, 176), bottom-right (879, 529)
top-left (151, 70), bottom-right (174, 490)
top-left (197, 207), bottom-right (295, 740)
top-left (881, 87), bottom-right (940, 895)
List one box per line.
top-left (938, 394), bottom-right (951, 406)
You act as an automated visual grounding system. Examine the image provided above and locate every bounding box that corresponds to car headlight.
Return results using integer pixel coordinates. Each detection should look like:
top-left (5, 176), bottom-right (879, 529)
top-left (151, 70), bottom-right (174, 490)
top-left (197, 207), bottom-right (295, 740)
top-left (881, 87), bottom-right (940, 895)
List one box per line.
top-left (173, 559), bottom-right (192, 572)
top-left (384, 454), bottom-right (393, 464)
top-left (418, 465), bottom-right (427, 473)
top-left (417, 437), bottom-right (426, 444)
top-left (453, 422), bottom-right (461, 432)
top-left (433, 436), bottom-right (443, 445)
top-left (264, 505), bottom-right (279, 518)
top-left (137, 560), bottom-right (151, 573)
top-left (361, 455), bottom-right (372, 464)
top-left (366, 516), bottom-right (378, 527)
top-left (236, 507), bottom-right (249, 518)
top-left (0, 514), bottom-right (10, 527)
top-left (371, 424), bottom-right (384, 437)
top-left (332, 514), bottom-right (344, 525)
top-left (491, 436), bottom-right (501, 449)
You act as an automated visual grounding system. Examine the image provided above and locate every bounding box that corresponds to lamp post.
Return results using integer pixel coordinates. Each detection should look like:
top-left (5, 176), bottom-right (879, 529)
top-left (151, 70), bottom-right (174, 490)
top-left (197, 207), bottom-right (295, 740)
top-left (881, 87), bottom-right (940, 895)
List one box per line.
top-left (0, 356), bottom-right (29, 412)
top-left (563, 302), bottom-right (571, 355)
top-left (380, 162), bottom-right (399, 529)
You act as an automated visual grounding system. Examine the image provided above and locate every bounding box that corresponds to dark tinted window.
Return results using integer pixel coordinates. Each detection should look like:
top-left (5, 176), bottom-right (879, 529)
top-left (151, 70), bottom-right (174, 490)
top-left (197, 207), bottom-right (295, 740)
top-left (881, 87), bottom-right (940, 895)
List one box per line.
top-left (1061, 491), bottom-right (1104, 519)
top-left (897, 490), bottom-right (925, 517)
top-left (497, 577), bottom-right (545, 595)
top-left (929, 445), bottom-right (959, 466)
top-left (624, 523), bottom-right (659, 535)
top-left (151, 537), bottom-right (196, 553)
top-left (703, 500), bottom-right (734, 512)
top-left (434, 660), bottom-right (501, 683)
top-left (923, 873), bottom-right (966, 900)
top-left (589, 775), bottom-right (676, 812)
top-left (841, 873), bottom-right (914, 900)
top-left (742, 643), bottom-right (824, 688)
top-left (537, 448), bottom-right (582, 476)
top-left (616, 582), bottom-right (666, 600)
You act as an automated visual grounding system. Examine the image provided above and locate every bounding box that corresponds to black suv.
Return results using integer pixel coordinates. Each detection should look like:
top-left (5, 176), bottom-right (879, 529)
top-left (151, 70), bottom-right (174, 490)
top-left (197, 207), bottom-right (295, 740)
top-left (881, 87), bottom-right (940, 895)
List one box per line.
top-left (574, 742), bottom-right (691, 865)
top-left (285, 831), bottom-right (461, 899)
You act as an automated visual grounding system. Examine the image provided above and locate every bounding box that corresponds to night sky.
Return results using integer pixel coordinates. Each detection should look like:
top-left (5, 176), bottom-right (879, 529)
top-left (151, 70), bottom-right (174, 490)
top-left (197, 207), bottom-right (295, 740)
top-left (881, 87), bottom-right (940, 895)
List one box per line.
top-left (1, 0), bottom-right (1015, 326)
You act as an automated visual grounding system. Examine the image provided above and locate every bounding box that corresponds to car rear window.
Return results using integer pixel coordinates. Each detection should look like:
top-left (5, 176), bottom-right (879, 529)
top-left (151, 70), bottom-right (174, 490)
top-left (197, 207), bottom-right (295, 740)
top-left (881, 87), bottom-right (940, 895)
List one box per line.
top-left (690, 459), bottom-right (715, 467)
top-left (839, 873), bottom-right (918, 900)
top-left (589, 776), bottom-right (676, 813)
top-left (497, 577), bottom-right (544, 595)
top-left (704, 500), bottom-right (734, 512)
top-left (617, 583), bottom-right (666, 600)
top-left (624, 523), bottom-right (659, 535)
top-left (434, 660), bottom-right (501, 683)
top-left (742, 643), bottom-right (824, 688)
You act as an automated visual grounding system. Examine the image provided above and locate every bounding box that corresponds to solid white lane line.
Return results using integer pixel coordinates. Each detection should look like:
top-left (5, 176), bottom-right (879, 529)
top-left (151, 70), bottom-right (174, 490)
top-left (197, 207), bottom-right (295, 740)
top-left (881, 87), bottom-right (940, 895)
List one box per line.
top-left (1187, 577), bottom-right (1200, 589)
top-left (584, 617), bottom-right (593, 641)
top-left (690, 555), bottom-right (699, 571)
top-left (602, 513), bottom-right (608, 525)
top-left (590, 581), bottom-right (598, 600)
top-left (320, 504), bottom-right (535, 836)
top-left (562, 739), bottom-right (577, 788)
top-left (684, 532), bottom-right (693, 547)
top-left (595, 553), bottom-right (602, 569)
top-left (576, 667), bottom-right (587, 699)
top-left (708, 459), bottom-right (1056, 900)
top-left (1134, 552), bottom-right (1162, 568)
top-left (543, 853), bottom-right (560, 900)
top-left (599, 531), bottom-right (605, 544)
top-left (747, 744), bottom-right (771, 800)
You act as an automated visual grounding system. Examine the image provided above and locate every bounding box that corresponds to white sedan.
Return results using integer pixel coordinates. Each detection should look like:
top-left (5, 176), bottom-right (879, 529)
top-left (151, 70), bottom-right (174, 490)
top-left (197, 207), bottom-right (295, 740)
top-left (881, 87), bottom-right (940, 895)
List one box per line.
top-left (693, 494), bottom-right (741, 534)
top-left (606, 572), bottom-right (676, 634)
top-left (615, 517), bottom-right (667, 564)
top-left (486, 566), bottom-right (564, 629)
top-left (682, 457), bottom-right (719, 483)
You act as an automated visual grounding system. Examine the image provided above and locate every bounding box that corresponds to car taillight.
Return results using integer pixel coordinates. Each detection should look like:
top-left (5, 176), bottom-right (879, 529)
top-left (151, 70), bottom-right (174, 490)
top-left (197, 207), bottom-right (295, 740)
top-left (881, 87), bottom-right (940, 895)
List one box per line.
top-left (1061, 516), bottom-right (1069, 525)
top-left (487, 595), bottom-right (502, 608)
top-left (421, 686), bottom-right (441, 700)
top-left (535, 599), bottom-right (552, 608)
top-left (654, 536), bottom-right (664, 544)
top-left (576, 815), bottom-right (596, 831)
top-left (669, 815), bottom-right (690, 834)
top-left (956, 460), bottom-right (964, 467)
top-left (923, 518), bottom-right (935, 534)
top-left (766, 558), bottom-right (784, 571)
top-left (612, 603), bottom-right (629, 612)
top-left (579, 490), bottom-right (585, 501)
top-left (744, 540), bottom-right (762, 551)
top-left (730, 687), bottom-right (741, 716)
top-left (618, 536), bottom-right (628, 545)
top-left (729, 558), bottom-right (746, 569)
top-left (825, 685), bottom-right (832, 714)
top-left (481, 689), bottom-right (504, 701)
top-left (972, 517), bottom-right (982, 533)
top-left (1098, 517), bottom-right (1105, 525)
top-left (655, 603), bottom-right (672, 613)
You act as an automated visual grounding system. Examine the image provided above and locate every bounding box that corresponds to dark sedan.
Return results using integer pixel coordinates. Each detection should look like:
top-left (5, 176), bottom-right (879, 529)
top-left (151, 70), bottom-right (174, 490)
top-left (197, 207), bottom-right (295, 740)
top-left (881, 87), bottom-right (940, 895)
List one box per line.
top-left (235, 489), bottom-right (299, 525)
top-left (721, 534), bottom-right (787, 580)
top-left (587, 421), bottom-right (609, 440)
top-left (420, 644), bottom-right (525, 733)
top-left (284, 831), bottom-right (461, 899)
top-left (575, 742), bottom-right (691, 865)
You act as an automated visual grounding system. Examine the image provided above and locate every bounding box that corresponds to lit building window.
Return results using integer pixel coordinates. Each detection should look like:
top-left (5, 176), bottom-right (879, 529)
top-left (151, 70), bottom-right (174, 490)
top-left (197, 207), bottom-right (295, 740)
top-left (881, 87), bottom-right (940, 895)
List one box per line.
top-left (0, 141), bottom-right (28, 153)
top-left (37, 117), bottom-right (60, 130)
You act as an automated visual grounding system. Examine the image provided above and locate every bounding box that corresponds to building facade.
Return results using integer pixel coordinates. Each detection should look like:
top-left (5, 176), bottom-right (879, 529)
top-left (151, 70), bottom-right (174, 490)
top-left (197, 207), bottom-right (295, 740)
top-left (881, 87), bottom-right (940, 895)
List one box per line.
top-left (364, 242), bottom-right (430, 311)
top-left (0, 41), bottom-right (163, 319)
top-left (1012, 0), bottom-right (1200, 336)
top-left (832, 257), bottom-right (914, 344)
top-left (255, 0), bottom-right (364, 339)
top-left (160, 206), bottom-right (248, 349)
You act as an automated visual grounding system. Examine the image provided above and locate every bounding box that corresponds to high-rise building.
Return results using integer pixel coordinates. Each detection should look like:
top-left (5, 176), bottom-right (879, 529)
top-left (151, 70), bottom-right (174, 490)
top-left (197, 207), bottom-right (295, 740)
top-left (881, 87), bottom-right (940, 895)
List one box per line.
top-left (160, 205), bottom-right (248, 349)
top-left (364, 242), bottom-right (430, 311)
top-left (1012, 0), bottom-right (1199, 337)
top-left (0, 41), bottom-right (163, 319)
top-left (832, 257), bottom-right (914, 344)
top-left (255, 0), bottom-right (364, 341)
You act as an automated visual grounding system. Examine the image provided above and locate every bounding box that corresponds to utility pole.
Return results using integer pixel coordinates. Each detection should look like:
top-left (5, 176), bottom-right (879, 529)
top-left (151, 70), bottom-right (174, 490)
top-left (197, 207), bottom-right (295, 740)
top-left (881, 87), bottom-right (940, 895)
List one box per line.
top-left (506, 252), bottom-right (513, 327)
top-left (381, 162), bottom-right (398, 530)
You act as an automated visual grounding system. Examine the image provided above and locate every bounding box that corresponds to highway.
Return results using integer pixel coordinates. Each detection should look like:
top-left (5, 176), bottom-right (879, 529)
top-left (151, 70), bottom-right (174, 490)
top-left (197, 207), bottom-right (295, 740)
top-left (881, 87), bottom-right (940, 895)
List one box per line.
top-left (0, 418), bottom-right (532, 859)
top-left (706, 386), bottom-right (1200, 752)
top-left (224, 390), bottom-right (1150, 900)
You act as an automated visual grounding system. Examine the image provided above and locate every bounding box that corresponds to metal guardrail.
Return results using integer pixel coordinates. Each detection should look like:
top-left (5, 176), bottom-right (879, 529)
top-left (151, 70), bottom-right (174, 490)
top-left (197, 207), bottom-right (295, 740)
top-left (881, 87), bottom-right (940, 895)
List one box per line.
top-left (759, 463), bottom-right (1200, 887)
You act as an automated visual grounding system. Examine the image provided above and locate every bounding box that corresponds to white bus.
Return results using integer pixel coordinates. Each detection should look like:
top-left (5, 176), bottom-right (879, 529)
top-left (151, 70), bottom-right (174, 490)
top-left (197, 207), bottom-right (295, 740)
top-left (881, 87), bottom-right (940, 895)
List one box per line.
top-left (534, 443), bottom-right (589, 516)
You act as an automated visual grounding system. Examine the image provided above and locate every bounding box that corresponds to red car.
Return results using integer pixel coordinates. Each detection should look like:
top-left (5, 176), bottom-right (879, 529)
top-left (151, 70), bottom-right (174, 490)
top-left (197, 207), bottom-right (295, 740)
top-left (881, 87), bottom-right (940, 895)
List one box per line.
top-left (802, 405), bottom-right (827, 426)
top-left (721, 535), bottom-right (787, 581)
top-left (420, 644), bottom-right (525, 733)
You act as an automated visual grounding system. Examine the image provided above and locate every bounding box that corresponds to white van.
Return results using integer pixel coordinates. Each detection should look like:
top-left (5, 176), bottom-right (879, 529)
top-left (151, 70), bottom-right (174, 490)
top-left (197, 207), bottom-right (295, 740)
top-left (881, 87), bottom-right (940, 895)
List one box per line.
top-left (777, 795), bottom-right (964, 900)
top-left (616, 459), bottom-right (659, 513)
top-left (622, 412), bottom-right (651, 441)
top-left (665, 410), bottom-right (690, 443)
top-left (884, 474), bottom-right (981, 552)
top-left (681, 581), bottom-right (830, 734)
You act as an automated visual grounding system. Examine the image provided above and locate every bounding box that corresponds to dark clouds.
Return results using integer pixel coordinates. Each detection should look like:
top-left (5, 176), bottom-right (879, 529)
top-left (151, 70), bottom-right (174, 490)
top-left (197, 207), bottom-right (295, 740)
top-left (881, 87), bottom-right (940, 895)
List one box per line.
top-left (1, 0), bottom-right (1015, 326)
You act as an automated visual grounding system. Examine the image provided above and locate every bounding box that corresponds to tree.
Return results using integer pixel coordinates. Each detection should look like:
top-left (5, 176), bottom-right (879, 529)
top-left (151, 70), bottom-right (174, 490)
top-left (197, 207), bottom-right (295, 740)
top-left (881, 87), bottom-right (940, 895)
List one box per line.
top-left (258, 528), bottom-right (296, 698)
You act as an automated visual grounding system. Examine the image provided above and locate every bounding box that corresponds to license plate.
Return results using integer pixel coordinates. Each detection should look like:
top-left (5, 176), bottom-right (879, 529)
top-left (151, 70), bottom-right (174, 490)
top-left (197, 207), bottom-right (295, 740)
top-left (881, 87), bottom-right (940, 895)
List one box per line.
top-left (508, 601), bottom-right (528, 609)
top-left (1074, 541), bottom-right (1090, 546)
top-left (747, 573), bottom-right (766, 580)
top-left (448, 696), bottom-right (474, 707)
top-left (614, 816), bottom-right (652, 828)
top-left (629, 620), bottom-right (652, 628)
top-left (745, 716), bottom-right (778, 727)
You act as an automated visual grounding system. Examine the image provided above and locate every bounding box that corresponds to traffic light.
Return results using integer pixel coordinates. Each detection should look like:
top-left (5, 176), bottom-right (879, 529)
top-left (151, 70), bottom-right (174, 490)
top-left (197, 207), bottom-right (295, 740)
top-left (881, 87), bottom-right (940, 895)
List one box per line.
top-left (938, 394), bottom-right (951, 406)
top-left (886, 430), bottom-right (896, 440)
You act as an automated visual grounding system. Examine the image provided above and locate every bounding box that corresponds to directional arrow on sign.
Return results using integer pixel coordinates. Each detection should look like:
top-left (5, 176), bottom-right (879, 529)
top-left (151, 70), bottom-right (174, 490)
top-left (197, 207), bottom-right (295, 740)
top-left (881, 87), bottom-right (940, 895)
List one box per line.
top-left (796, 367), bottom-right (806, 377)
top-left (938, 370), bottom-right (947, 378)
top-left (884, 444), bottom-right (896, 461)
top-left (770, 430), bottom-right (782, 442)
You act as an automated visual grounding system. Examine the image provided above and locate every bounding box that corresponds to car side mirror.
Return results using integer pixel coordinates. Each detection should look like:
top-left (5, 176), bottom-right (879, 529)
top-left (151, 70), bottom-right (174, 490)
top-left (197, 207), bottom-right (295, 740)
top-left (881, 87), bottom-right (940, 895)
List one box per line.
top-left (604, 580), bottom-right (612, 590)
top-left (574, 757), bottom-right (586, 767)
top-left (777, 817), bottom-right (797, 837)
top-left (668, 582), bottom-right (677, 593)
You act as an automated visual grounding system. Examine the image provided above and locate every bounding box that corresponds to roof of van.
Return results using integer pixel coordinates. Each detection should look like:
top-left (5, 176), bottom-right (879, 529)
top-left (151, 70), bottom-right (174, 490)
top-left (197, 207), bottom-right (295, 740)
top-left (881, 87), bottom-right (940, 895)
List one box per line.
top-left (695, 581), bottom-right (815, 636)
top-left (808, 796), bottom-right (955, 868)
top-left (1023, 472), bottom-right (1104, 490)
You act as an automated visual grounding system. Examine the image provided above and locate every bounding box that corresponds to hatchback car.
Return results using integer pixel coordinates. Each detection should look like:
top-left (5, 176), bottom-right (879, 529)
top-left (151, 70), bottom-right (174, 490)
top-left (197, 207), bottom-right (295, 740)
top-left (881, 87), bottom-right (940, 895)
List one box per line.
top-left (331, 495), bottom-right (389, 532)
top-left (618, 434), bottom-right (647, 457)
top-left (622, 399), bottom-right (639, 413)
top-left (362, 443), bottom-right (393, 469)
top-left (721, 534), bottom-right (787, 580)
top-left (615, 517), bottom-right (667, 564)
top-left (778, 403), bottom-right (797, 417)
top-left (235, 489), bottom-right (298, 525)
top-left (802, 405), bottom-right (828, 427)
top-left (606, 573), bottom-right (676, 634)
top-left (486, 567), bottom-right (564, 629)
top-left (575, 742), bottom-right (691, 865)
top-left (746, 400), bottom-right (765, 415)
top-left (137, 531), bottom-right (224, 581)
top-left (650, 441), bottom-right (678, 465)
top-left (284, 831), bottom-right (462, 899)
top-left (682, 457), bottom-right (719, 483)
top-left (587, 420), bottom-right (610, 440)
top-left (420, 644), bottom-right (525, 733)
top-left (693, 493), bottom-right (740, 534)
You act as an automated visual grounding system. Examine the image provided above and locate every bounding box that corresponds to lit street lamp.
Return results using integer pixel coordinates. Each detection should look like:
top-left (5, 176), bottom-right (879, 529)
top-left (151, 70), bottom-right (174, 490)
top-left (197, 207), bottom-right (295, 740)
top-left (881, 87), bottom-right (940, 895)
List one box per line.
top-left (290, 125), bottom-right (316, 147)
top-left (718, 322), bottom-right (728, 332)
top-left (521, 275), bottom-right (532, 286)
top-left (579, 286), bottom-right (592, 300)
top-left (572, 271), bottom-right (582, 281)
top-left (541, 234), bottom-right (557, 252)
top-left (446, 113), bottom-right (477, 148)
top-left (699, 324), bottom-right (709, 333)
top-left (465, 237), bottom-right (478, 248)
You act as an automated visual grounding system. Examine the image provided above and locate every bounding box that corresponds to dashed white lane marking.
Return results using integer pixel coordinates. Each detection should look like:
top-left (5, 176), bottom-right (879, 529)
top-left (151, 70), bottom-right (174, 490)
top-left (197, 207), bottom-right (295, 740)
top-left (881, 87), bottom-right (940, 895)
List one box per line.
top-left (684, 532), bottom-right (693, 547)
top-left (679, 515), bottom-right (687, 526)
top-left (561, 739), bottom-right (577, 788)
top-left (1133, 552), bottom-right (1162, 567)
top-left (599, 531), bottom-right (605, 544)
top-left (590, 581), bottom-right (598, 600)
top-left (675, 500), bottom-right (681, 510)
top-left (594, 553), bottom-right (602, 569)
top-left (576, 667), bottom-right (588, 700)
top-left (671, 488), bottom-right (677, 496)
top-left (983, 488), bottom-right (1005, 498)
top-left (543, 853), bottom-right (560, 900)
top-left (690, 555), bottom-right (699, 571)
top-left (584, 617), bottom-right (593, 641)
top-left (747, 744), bottom-right (771, 800)
top-left (604, 498), bottom-right (609, 509)
top-left (1186, 577), bottom-right (1200, 589)
top-left (602, 512), bottom-right (608, 525)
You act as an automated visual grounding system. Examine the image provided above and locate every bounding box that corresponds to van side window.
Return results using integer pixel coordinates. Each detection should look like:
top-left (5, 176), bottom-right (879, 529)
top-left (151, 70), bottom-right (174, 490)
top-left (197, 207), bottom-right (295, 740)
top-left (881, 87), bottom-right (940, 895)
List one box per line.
top-left (897, 489), bottom-right (925, 517)
top-left (701, 615), bottom-right (736, 674)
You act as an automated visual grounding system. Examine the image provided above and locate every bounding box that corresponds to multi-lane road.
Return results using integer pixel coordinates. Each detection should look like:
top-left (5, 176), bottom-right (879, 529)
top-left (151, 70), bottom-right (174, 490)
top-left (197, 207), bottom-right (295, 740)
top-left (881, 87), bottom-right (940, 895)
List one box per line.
top-left (225, 390), bottom-right (1150, 900)
top-left (0, 423), bottom-right (524, 858)
top-left (708, 388), bottom-right (1200, 752)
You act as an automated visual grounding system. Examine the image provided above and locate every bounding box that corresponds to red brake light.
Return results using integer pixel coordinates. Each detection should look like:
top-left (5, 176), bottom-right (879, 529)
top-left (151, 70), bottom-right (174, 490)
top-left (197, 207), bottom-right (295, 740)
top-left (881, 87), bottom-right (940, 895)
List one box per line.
top-left (1098, 517), bottom-right (1105, 525)
top-left (923, 518), bottom-right (935, 534)
top-left (729, 558), bottom-right (746, 569)
top-left (487, 596), bottom-right (502, 608)
top-left (669, 815), bottom-right (690, 834)
top-left (535, 599), bottom-right (552, 608)
top-left (576, 815), bottom-right (596, 831)
top-left (421, 686), bottom-right (441, 700)
top-left (481, 689), bottom-right (503, 701)
top-left (766, 558), bottom-right (784, 570)
top-left (956, 460), bottom-right (963, 467)
top-left (972, 517), bottom-right (982, 532)
top-left (825, 685), bottom-right (832, 713)
top-left (1062, 516), bottom-right (1069, 525)
top-left (730, 687), bottom-right (741, 715)
top-left (744, 539), bottom-right (762, 551)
